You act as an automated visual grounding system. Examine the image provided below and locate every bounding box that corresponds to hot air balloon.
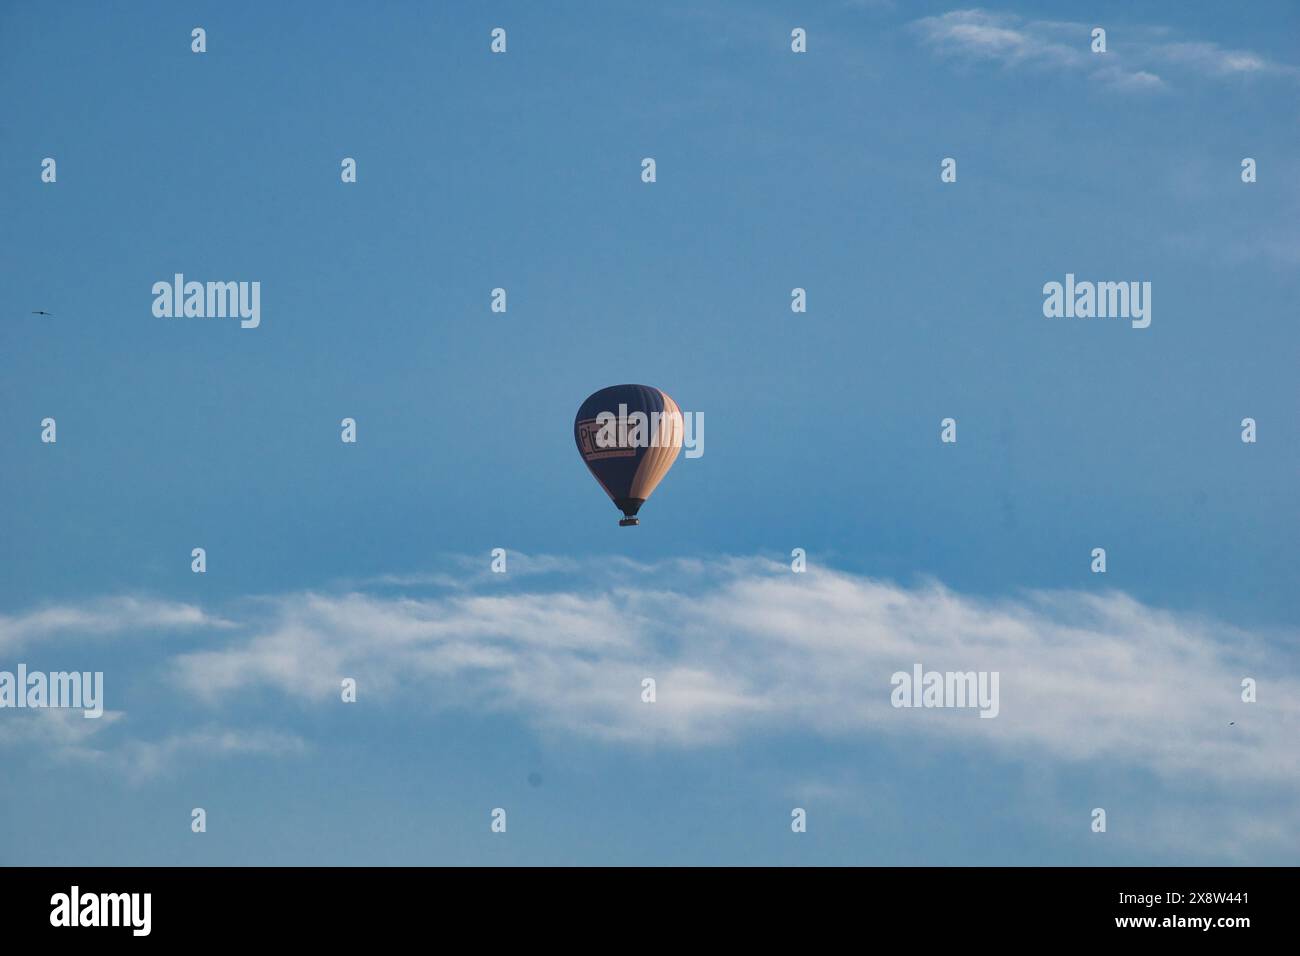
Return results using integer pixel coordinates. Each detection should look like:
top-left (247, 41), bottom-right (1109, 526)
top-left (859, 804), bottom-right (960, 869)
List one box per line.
top-left (574, 384), bottom-right (683, 526)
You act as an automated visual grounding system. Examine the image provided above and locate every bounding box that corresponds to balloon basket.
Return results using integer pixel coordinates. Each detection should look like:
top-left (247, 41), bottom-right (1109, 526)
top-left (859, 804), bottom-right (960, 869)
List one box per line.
top-left (618, 517), bottom-right (640, 527)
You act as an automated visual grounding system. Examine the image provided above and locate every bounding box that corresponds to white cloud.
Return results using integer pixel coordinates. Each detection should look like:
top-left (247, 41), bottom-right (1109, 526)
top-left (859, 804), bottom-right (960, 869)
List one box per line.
top-left (1152, 41), bottom-right (1298, 78)
top-left (1094, 65), bottom-right (1165, 92)
top-left (5, 557), bottom-right (1296, 854)
top-left (163, 557), bottom-right (1299, 791)
top-left (912, 9), bottom-right (1086, 70)
top-left (114, 728), bottom-right (308, 781)
top-left (0, 596), bottom-right (228, 653)
top-left (0, 708), bottom-right (306, 782)
top-left (0, 707), bottom-right (123, 750)
top-left (357, 551), bottom-right (584, 589)
top-left (911, 9), bottom-right (1298, 91)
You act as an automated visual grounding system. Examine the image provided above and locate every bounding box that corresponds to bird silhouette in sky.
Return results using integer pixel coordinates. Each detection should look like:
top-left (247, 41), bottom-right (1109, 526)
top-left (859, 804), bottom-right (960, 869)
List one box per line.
top-left (31, 310), bottom-right (53, 316)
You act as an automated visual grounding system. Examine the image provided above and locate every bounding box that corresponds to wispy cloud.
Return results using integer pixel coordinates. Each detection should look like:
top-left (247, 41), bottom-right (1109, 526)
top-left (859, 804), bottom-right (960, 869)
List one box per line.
top-left (1151, 40), bottom-right (1298, 78)
top-left (0, 709), bottom-right (306, 782)
top-left (113, 728), bottom-right (308, 781)
top-left (0, 596), bottom-right (228, 653)
top-left (1092, 64), bottom-right (1164, 92)
top-left (911, 9), bottom-right (1298, 91)
top-left (913, 10), bottom-right (1088, 70)
top-left (0, 707), bottom-right (123, 750)
top-left (355, 551), bottom-right (584, 590)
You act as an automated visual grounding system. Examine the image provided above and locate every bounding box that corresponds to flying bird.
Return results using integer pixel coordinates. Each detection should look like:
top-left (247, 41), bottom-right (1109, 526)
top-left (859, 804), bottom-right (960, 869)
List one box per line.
top-left (31, 310), bottom-right (53, 316)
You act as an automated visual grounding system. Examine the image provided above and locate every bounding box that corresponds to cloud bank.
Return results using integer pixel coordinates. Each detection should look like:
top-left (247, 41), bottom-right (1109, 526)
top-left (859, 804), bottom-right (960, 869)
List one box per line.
top-left (5, 555), bottom-right (1296, 856)
top-left (138, 556), bottom-right (1300, 787)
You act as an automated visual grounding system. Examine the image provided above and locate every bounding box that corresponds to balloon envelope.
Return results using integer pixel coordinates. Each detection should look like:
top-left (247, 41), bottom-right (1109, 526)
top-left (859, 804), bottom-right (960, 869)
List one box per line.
top-left (574, 384), bottom-right (683, 525)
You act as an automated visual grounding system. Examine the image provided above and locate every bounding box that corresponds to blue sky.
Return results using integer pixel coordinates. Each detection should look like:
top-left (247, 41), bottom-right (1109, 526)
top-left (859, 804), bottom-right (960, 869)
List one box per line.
top-left (1, 0), bottom-right (1297, 865)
